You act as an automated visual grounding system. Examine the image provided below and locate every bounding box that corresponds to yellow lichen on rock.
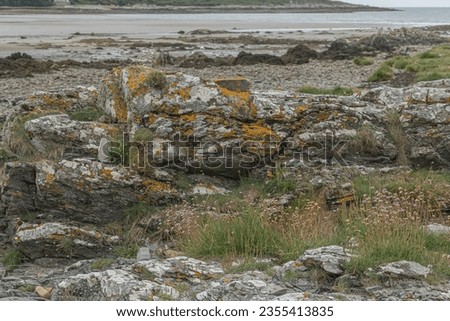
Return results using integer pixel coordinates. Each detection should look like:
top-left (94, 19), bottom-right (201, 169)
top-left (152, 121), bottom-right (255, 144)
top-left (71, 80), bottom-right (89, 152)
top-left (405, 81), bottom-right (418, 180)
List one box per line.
top-left (296, 105), bottom-right (310, 113)
top-left (242, 124), bottom-right (278, 141)
top-left (180, 114), bottom-right (197, 122)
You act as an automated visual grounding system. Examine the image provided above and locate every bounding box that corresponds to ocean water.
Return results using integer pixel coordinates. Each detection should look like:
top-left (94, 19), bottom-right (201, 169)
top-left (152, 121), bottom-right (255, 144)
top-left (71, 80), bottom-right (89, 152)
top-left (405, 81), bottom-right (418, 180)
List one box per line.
top-left (0, 7), bottom-right (449, 37)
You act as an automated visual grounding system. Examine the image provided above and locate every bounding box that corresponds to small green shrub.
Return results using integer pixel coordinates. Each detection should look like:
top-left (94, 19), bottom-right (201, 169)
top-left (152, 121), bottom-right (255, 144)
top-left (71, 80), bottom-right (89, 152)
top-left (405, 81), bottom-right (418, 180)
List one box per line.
top-left (368, 65), bottom-right (393, 82)
top-left (2, 249), bottom-right (22, 270)
top-left (226, 260), bottom-right (274, 274)
top-left (114, 244), bottom-right (139, 259)
top-left (123, 203), bottom-right (150, 224)
top-left (18, 284), bottom-right (36, 293)
top-left (58, 237), bottom-right (75, 258)
top-left (353, 57), bottom-right (374, 66)
top-left (146, 71), bottom-right (167, 90)
top-left (420, 52), bottom-right (439, 59)
top-left (90, 258), bottom-right (114, 271)
top-left (133, 128), bottom-right (155, 143)
top-left (174, 172), bottom-right (192, 191)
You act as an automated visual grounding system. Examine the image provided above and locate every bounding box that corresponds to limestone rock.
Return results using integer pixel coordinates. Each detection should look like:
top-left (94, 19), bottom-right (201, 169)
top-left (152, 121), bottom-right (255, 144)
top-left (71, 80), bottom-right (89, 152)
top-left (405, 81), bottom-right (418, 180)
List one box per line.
top-left (134, 256), bottom-right (224, 281)
top-left (13, 222), bottom-right (117, 260)
top-left (1, 159), bottom-right (179, 226)
top-left (426, 224), bottom-right (450, 235)
top-left (35, 286), bottom-right (52, 299)
top-left (24, 114), bottom-right (118, 159)
top-left (300, 245), bottom-right (353, 275)
top-left (56, 269), bottom-right (179, 301)
top-left (378, 261), bottom-right (432, 279)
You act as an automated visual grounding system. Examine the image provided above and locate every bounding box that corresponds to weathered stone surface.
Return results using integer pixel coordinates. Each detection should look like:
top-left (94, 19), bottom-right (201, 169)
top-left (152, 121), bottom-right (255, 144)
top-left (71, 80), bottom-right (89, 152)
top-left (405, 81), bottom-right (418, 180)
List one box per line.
top-left (300, 246), bottom-right (353, 275)
top-left (24, 114), bottom-right (118, 159)
top-left (35, 286), bottom-right (52, 299)
top-left (56, 269), bottom-right (179, 301)
top-left (13, 222), bottom-right (117, 260)
top-left (1, 159), bottom-right (179, 226)
top-left (136, 247), bottom-right (152, 262)
top-left (426, 223), bottom-right (450, 235)
top-left (134, 256), bottom-right (224, 280)
top-left (377, 261), bottom-right (432, 279)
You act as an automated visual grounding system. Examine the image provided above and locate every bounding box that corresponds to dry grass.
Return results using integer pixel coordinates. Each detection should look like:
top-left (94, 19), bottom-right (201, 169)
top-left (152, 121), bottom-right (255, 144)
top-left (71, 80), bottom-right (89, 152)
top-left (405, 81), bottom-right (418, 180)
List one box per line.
top-left (165, 170), bottom-right (450, 277)
top-left (347, 125), bottom-right (380, 156)
top-left (386, 110), bottom-right (409, 166)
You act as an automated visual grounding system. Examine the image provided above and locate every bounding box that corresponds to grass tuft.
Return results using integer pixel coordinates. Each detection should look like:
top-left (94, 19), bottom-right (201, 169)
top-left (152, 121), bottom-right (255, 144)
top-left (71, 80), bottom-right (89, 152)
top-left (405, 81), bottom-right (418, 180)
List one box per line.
top-left (353, 57), bottom-right (374, 66)
top-left (69, 108), bottom-right (103, 121)
top-left (299, 86), bottom-right (353, 96)
top-left (370, 44), bottom-right (450, 83)
top-left (2, 249), bottom-right (22, 270)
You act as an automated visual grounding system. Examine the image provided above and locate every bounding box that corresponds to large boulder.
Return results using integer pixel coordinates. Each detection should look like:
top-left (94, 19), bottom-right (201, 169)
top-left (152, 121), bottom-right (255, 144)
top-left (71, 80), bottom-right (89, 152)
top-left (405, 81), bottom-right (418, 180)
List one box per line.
top-left (0, 160), bottom-right (178, 226)
top-left (13, 222), bottom-right (118, 260)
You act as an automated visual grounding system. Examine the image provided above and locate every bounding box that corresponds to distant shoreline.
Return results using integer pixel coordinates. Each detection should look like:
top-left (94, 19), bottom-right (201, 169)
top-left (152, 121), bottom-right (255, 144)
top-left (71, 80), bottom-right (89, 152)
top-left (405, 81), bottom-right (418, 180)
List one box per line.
top-left (0, 5), bottom-right (398, 15)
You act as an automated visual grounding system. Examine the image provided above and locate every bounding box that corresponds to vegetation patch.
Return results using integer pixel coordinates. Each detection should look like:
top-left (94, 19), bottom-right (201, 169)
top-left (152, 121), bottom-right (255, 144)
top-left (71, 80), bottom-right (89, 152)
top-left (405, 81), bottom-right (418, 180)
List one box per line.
top-left (2, 249), bottom-right (22, 270)
top-left (369, 44), bottom-right (450, 83)
top-left (145, 70), bottom-right (167, 90)
top-left (91, 258), bottom-right (115, 271)
top-left (69, 107), bottom-right (104, 122)
top-left (174, 169), bottom-right (450, 278)
top-left (299, 86), bottom-right (353, 96)
top-left (353, 57), bottom-right (374, 66)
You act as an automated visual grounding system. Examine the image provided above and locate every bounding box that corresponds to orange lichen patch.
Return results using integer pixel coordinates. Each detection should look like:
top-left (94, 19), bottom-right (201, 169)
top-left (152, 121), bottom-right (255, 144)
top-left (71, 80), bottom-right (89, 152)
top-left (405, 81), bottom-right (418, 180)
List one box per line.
top-left (142, 179), bottom-right (173, 193)
top-left (94, 123), bottom-right (120, 135)
top-left (296, 105), bottom-right (309, 113)
top-left (100, 168), bottom-right (113, 180)
top-left (39, 95), bottom-right (72, 111)
top-left (180, 114), bottom-right (197, 122)
top-left (219, 87), bottom-right (251, 107)
top-left (317, 111), bottom-right (332, 122)
top-left (222, 130), bottom-right (237, 139)
top-left (183, 128), bottom-right (194, 136)
top-left (144, 114), bottom-right (158, 125)
top-left (45, 173), bottom-right (56, 183)
top-left (204, 115), bottom-right (230, 126)
top-left (127, 66), bottom-right (152, 95)
top-left (155, 103), bottom-right (180, 115)
top-left (74, 179), bottom-right (93, 192)
top-left (218, 85), bottom-right (257, 118)
top-left (107, 81), bottom-right (128, 123)
top-left (242, 124), bottom-right (279, 141)
top-left (169, 86), bottom-right (192, 101)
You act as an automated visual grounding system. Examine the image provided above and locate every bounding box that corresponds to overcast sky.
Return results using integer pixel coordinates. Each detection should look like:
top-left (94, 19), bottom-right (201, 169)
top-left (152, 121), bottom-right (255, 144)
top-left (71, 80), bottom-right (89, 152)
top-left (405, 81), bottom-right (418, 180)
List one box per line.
top-left (343, 0), bottom-right (449, 7)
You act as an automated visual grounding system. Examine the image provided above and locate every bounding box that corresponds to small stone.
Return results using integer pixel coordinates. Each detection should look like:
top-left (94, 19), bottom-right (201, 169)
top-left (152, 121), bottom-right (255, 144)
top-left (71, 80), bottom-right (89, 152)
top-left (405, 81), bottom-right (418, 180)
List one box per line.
top-left (136, 247), bottom-right (152, 262)
top-left (35, 286), bottom-right (52, 299)
top-left (426, 224), bottom-right (450, 235)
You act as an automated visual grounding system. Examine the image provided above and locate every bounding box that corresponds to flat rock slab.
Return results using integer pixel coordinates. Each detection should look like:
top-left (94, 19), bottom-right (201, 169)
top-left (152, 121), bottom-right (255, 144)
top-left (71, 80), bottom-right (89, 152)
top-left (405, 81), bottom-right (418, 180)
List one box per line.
top-left (300, 245), bottom-right (353, 275)
top-left (378, 261), bottom-right (431, 279)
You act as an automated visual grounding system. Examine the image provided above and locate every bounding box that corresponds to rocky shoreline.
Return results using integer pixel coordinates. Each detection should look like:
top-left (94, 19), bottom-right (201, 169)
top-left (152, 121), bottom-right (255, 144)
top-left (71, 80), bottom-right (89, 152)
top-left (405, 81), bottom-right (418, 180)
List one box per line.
top-left (0, 23), bottom-right (449, 301)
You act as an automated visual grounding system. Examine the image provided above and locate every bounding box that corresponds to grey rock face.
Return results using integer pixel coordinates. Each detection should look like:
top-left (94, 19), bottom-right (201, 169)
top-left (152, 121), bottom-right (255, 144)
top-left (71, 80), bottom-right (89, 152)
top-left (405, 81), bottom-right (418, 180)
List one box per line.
top-left (377, 261), bottom-right (432, 279)
top-left (300, 245), bottom-right (353, 275)
top-left (14, 222), bottom-right (118, 260)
